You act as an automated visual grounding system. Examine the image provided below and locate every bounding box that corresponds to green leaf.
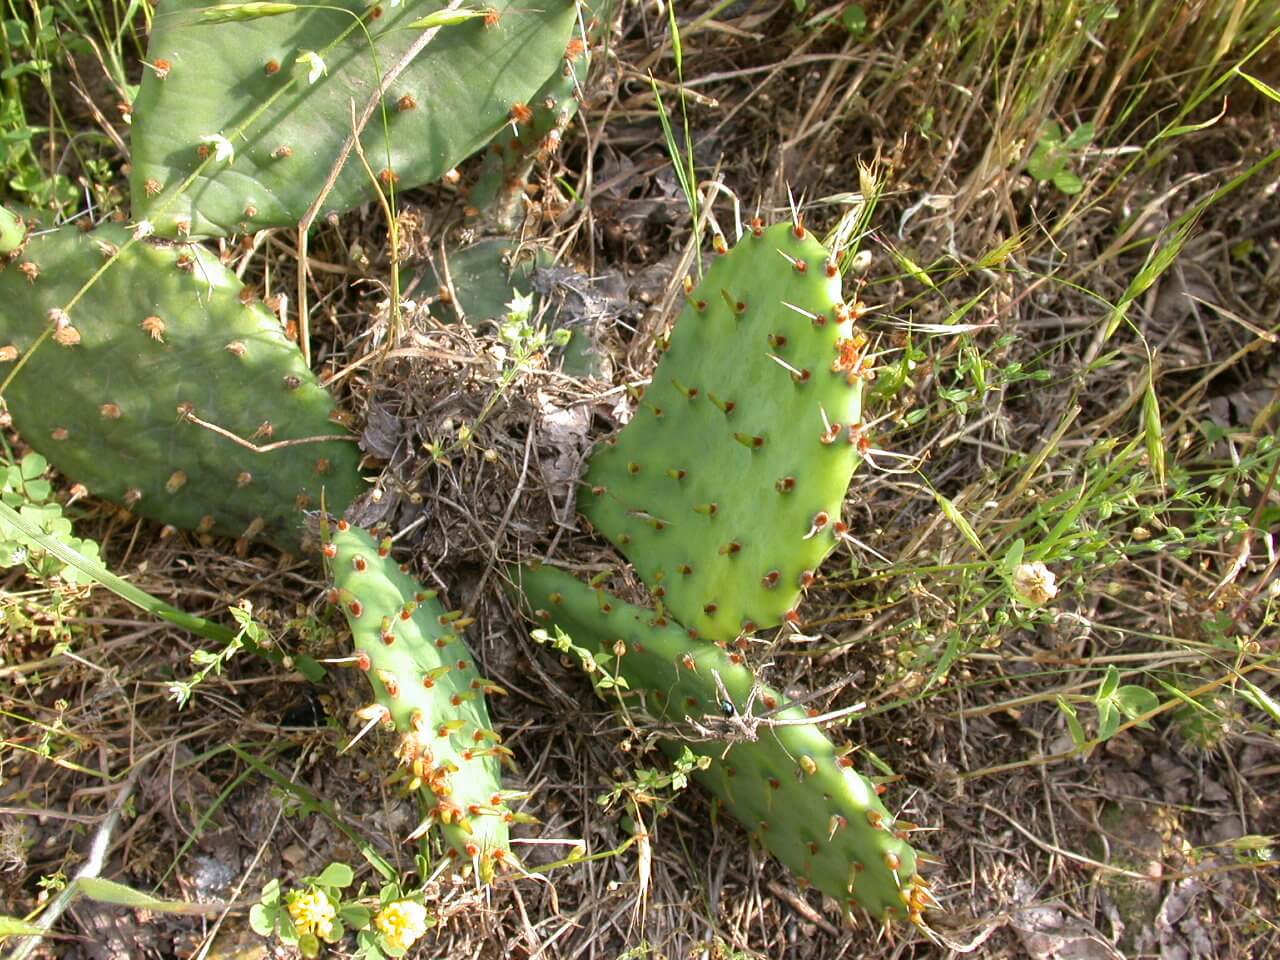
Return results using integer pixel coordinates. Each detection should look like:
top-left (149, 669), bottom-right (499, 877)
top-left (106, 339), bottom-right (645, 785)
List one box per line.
top-left (22, 479), bottom-right (51, 502)
top-left (1001, 538), bottom-right (1026, 579)
top-left (339, 903), bottom-right (372, 928)
top-left (1096, 700), bottom-right (1120, 741)
top-left (19, 453), bottom-right (46, 480)
top-left (1235, 68), bottom-right (1280, 104)
top-left (1053, 168), bottom-right (1083, 194)
top-left (841, 5), bottom-right (867, 36)
top-left (1097, 664), bottom-right (1121, 702)
top-left (1057, 696), bottom-right (1087, 751)
top-left (313, 862), bottom-right (354, 889)
top-left (1026, 143), bottom-right (1061, 182)
top-left (1115, 685), bottom-right (1159, 726)
top-left (1238, 678), bottom-right (1280, 725)
top-left (932, 490), bottom-right (987, 558)
top-left (78, 877), bottom-right (206, 913)
top-left (249, 901), bottom-right (278, 936)
top-left (0, 915), bottom-right (44, 937)
top-left (1064, 121), bottom-right (1096, 149)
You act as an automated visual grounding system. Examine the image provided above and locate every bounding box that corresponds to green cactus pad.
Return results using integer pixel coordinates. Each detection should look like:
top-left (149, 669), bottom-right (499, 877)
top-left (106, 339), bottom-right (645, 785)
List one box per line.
top-left (131, 0), bottom-right (576, 237)
top-left (0, 223), bottom-right (362, 551)
top-left (326, 521), bottom-right (512, 880)
top-left (424, 238), bottom-right (552, 327)
top-left (467, 16), bottom-right (590, 228)
top-left (582, 221), bottom-right (871, 642)
top-left (513, 563), bottom-right (932, 926)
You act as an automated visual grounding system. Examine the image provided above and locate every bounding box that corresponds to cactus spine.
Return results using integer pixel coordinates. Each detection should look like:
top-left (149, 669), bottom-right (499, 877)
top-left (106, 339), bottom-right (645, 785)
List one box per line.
top-left (325, 521), bottom-right (514, 881)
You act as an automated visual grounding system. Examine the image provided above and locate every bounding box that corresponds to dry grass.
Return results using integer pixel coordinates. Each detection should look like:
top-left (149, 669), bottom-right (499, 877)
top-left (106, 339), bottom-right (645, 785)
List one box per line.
top-left (3, 1), bottom-right (1280, 958)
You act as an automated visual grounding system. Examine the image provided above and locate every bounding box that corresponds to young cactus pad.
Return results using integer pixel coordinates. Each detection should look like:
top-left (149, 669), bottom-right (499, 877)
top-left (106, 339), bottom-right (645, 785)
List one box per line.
top-left (325, 521), bottom-right (513, 880)
top-left (466, 10), bottom-right (593, 228)
top-left (0, 223), bottom-right (362, 551)
top-left (513, 563), bottom-right (932, 926)
top-left (130, 0), bottom-right (576, 237)
top-left (582, 221), bottom-right (871, 642)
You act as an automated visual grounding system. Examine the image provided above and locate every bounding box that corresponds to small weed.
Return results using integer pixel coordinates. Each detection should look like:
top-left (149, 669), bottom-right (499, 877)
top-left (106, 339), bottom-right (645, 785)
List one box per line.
top-left (0, 451), bottom-right (101, 586)
top-left (167, 600), bottom-right (270, 709)
top-left (597, 746), bottom-right (710, 814)
top-left (1026, 120), bottom-right (1095, 194)
top-left (251, 861), bottom-right (435, 959)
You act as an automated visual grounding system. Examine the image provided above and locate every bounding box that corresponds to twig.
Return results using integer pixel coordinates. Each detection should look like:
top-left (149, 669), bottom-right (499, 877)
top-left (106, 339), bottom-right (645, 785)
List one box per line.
top-left (6, 763), bottom-right (145, 960)
top-left (180, 408), bottom-right (355, 454)
top-left (295, 0), bottom-right (466, 365)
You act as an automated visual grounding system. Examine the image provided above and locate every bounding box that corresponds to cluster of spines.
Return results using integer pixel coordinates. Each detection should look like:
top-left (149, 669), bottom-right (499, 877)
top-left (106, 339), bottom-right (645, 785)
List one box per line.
top-left (324, 520), bottom-right (519, 880)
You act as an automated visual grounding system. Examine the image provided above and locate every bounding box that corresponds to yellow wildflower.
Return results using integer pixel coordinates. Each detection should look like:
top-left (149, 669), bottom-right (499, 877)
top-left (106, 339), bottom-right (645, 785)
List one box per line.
top-left (286, 888), bottom-right (336, 940)
top-left (375, 899), bottom-right (430, 952)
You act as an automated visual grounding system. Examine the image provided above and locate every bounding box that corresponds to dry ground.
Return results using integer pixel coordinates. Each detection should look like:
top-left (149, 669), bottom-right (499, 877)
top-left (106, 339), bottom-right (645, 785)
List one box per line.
top-left (2, 2), bottom-right (1279, 959)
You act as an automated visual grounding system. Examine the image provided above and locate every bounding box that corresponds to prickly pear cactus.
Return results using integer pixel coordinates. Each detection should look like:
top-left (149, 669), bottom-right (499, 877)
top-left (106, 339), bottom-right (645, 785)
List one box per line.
top-left (513, 563), bottom-right (932, 925)
top-left (130, 0), bottom-right (576, 237)
top-left (467, 11), bottom-right (594, 229)
top-left (0, 223), bottom-right (362, 551)
top-left (325, 521), bottom-right (514, 880)
top-left (582, 220), bottom-right (872, 642)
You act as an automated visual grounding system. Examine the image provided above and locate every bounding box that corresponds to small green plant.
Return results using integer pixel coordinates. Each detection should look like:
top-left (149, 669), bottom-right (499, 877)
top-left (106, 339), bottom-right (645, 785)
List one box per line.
top-left (1056, 664), bottom-right (1161, 756)
top-left (0, 451), bottom-right (101, 585)
top-left (1026, 120), bottom-right (1095, 194)
top-left (250, 862), bottom-right (436, 959)
top-left (498, 290), bottom-right (572, 367)
top-left (597, 746), bottom-right (710, 814)
top-left (167, 600), bottom-right (268, 709)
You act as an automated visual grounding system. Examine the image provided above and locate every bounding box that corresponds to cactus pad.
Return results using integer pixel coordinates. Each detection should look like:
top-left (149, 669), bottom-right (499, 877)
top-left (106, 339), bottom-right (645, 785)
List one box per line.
top-left (467, 13), bottom-right (591, 229)
top-left (0, 223), bottom-right (362, 551)
top-left (131, 0), bottom-right (576, 237)
top-left (582, 221), bottom-right (872, 642)
top-left (513, 563), bottom-right (932, 926)
top-left (326, 521), bottom-right (513, 880)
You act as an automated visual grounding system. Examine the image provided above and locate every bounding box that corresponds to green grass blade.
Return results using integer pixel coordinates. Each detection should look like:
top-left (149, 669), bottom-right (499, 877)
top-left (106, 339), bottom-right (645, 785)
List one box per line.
top-left (0, 500), bottom-right (325, 681)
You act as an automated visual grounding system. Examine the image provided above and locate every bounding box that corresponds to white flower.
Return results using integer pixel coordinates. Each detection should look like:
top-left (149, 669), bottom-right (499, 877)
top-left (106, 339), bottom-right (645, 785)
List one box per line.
top-left (198, 134), bottom-right (235, 164)
top-left (295, 50), bottom-right (325, 85)
top-left (1012, 562), bottom-right (1058, 605)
